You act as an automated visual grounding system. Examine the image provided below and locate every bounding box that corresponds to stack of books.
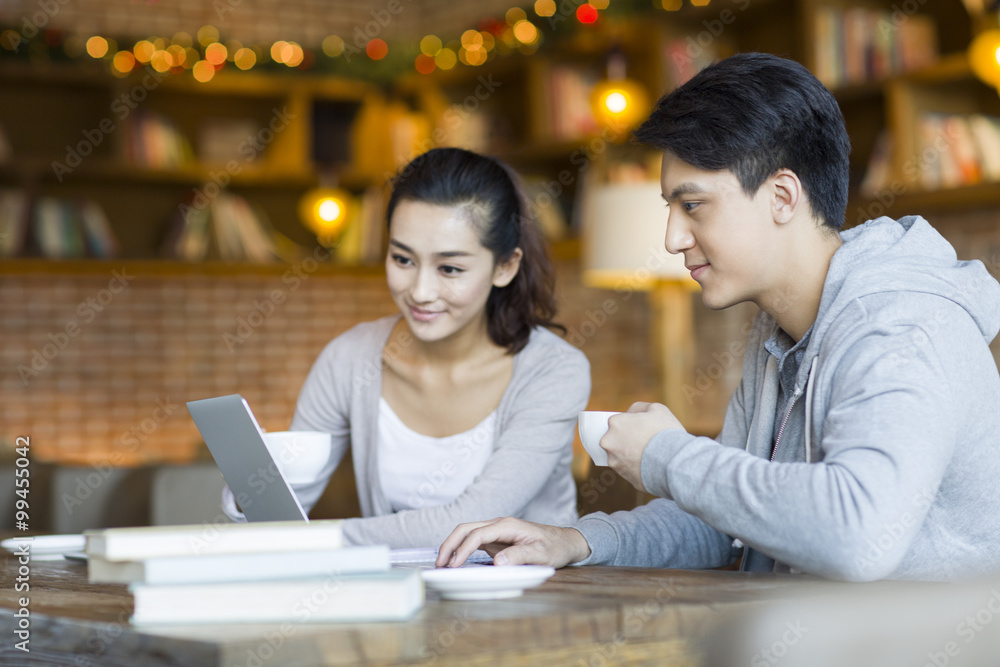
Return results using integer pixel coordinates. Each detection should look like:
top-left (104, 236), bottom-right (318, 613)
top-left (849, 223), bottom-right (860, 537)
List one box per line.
top-left (84, 520), bottom-right (424, 626)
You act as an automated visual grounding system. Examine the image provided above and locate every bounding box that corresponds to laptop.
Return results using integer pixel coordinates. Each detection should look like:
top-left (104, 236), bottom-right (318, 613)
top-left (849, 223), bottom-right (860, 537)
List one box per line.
top-left (187, 394), bottom-right (494, 566)
top-left (187, 394), bottom-right (309, 523)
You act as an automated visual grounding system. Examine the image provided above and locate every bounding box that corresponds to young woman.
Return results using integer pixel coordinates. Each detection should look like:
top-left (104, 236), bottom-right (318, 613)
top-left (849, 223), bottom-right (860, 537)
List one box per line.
top-left (223, 147), bottom-right (591, 548)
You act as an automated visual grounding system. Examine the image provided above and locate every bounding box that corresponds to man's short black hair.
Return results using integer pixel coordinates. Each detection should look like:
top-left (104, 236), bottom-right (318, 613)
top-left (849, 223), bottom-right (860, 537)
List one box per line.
top-left (633, 52), bottom-right (851, 231)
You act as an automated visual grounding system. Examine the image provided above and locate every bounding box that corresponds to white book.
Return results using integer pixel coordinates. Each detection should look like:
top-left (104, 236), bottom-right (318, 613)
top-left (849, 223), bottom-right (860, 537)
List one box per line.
top-left (130, 568), bottom-right (424, 625)
top-left (89, 544), bottom-right (389, 585)
top-left (85, 519), bottom-right (343, 562)
top-left (968, 115), bottom-right (1000, 181)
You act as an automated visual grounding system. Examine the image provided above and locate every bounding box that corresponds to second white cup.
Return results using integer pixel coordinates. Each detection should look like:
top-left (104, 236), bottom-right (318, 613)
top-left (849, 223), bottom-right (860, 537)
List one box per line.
top-left (577, 411), bottom-right (621, 467)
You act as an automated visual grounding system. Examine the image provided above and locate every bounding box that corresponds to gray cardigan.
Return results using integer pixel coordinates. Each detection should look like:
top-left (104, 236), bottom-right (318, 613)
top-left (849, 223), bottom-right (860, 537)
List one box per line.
top-left (291, 315), bottom-right (591, 548)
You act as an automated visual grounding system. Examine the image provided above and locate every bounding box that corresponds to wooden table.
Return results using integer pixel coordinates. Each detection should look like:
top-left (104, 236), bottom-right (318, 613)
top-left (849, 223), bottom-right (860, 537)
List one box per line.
top-left (0, 552), bottom-right (805, 667)
top-left (3, 552), bottom-right (998, 667)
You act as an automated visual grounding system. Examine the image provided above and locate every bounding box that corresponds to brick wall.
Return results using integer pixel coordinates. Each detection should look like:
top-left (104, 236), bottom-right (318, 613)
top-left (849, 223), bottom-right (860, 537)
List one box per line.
top-left (0, 255), bottom-right (671, 468)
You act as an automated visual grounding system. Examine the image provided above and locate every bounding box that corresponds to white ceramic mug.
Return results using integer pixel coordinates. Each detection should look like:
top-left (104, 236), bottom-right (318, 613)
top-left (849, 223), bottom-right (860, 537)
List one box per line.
top-left (577, 411), bottom-right (621, 467)
top-left (262, 431), bottom-right (332, 484)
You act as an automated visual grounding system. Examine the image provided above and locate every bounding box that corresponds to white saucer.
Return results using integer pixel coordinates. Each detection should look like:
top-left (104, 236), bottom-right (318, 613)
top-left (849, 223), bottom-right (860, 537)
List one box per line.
top-left (1, 534), bottom-right (86, 560)
top-left (421, 565), bottom-right (555, 600)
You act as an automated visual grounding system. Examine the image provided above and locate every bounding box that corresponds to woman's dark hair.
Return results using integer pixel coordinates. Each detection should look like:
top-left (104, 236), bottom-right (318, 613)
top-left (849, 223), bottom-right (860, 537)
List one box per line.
top-left (633, 52), bottom-right (851, 231)
top-left (386, 147), bottom-right (562, 354)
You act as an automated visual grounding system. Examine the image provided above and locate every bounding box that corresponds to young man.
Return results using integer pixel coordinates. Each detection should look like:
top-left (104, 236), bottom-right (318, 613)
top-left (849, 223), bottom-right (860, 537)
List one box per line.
top-left (437, 53), bottom-right (1000, 582)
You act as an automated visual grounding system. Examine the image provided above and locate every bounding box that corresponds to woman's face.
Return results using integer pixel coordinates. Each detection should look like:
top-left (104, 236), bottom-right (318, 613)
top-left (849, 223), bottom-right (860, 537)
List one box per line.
top-left (386, 200), bottom-right (520, 345)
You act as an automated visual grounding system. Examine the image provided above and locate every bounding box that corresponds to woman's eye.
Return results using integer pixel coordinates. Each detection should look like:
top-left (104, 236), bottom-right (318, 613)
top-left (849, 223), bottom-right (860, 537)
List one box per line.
top-left (440, 265), bottom-right (463, 275)
top-left (391, 254), bottom-right (412, 266)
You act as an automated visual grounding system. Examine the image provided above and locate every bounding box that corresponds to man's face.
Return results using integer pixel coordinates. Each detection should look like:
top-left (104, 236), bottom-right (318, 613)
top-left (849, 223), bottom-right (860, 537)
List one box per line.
top-left (660, 152), bottom-right (780, 310)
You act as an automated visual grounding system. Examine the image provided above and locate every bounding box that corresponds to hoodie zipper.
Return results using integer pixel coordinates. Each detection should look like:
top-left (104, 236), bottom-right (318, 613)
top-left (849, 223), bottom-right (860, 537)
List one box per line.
top-left (770, 388), bottom-right (802, 462)
top-left (739, 360), bottom-right (818, 572)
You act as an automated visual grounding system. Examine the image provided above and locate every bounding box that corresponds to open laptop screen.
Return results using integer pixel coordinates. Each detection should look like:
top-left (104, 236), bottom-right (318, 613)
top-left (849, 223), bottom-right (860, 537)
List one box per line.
top-left (187, 394), bottom-right (309, 523)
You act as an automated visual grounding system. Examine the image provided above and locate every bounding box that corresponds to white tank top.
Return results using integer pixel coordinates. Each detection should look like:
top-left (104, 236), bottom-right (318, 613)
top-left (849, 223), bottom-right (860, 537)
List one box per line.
top-left (377, 397), bottom-right (496, 512)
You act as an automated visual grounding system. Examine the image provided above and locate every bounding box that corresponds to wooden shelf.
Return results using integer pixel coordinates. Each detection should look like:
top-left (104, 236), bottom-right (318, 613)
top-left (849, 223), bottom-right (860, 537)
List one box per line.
top-left (0, 258), bottom-right (387, 277)
top-left (851, 181), bottom-right (1000, 220)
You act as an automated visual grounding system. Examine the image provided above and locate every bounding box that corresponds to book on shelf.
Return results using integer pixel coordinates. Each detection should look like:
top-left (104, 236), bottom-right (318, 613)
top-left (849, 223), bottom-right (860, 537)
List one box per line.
top-left (0, 120), bottom-right (11, 164)
top-left (0, 189), bottom-right (28, 258)
top-left (34, 197), bottom-right (82, 259)
top-left (859, 130), bottom-right (893, 199)
top-left (88, 544), bottom-right (391, 585)
top-left (968, 115), bottom-right (1000, 182)
top-left (545, 64), bottom-right (600, 140)
top-left (125, 110), bottom-right (195, 169)
top-left (661, 38), bottom-right (720, 90)
top-left (78, 199), bottom-right (120, 258)
top-left (918, 113), bottom-right (1000, 190)
top-left (161, 191), bottom-right (281, 262)
top-left (84, 519), bottom-right (344, 562)
top-left (813, 6), bottom-right (937, 89)
top-left (861, 113), bottom-right (1000, 196)
top-left (198, 117), bottom-right (260, 165)
top-left (129, 567), bottom-right (424, 625)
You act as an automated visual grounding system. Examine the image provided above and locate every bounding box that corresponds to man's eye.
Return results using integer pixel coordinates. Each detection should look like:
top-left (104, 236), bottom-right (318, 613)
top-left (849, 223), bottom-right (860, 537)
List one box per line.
top-left (682, 202), bottom-right (700, 212)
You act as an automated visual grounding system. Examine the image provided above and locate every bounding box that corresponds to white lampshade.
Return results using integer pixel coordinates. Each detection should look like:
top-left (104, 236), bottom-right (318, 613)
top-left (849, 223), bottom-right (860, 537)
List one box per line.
top-left (581, 181), bottom-right (690, 290)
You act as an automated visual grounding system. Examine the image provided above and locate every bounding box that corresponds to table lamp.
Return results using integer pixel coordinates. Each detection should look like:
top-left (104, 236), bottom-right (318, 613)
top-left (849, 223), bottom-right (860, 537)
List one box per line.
top-left (581, 181), bottom-right (697, 425)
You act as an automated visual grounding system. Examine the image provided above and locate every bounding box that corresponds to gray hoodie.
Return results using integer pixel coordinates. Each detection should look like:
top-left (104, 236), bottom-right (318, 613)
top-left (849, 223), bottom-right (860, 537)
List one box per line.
top-left (574, 216), bottom-right (1000, 581)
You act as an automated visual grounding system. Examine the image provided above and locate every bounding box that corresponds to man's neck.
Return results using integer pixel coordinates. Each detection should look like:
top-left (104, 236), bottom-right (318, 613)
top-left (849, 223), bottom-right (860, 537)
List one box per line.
top-left (762, 227), bottom-right (843, 343)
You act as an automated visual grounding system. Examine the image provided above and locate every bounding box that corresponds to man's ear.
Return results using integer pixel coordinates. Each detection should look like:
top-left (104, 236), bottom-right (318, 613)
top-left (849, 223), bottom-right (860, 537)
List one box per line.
top-left (771, 169), bottom-right (802, 225)
top-left (493, 248), bottom-right (523, 288)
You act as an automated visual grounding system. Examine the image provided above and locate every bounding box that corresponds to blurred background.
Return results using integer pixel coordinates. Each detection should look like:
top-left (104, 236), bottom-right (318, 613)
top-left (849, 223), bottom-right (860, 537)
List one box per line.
top-left (2, 0), bottom-right (999, 531)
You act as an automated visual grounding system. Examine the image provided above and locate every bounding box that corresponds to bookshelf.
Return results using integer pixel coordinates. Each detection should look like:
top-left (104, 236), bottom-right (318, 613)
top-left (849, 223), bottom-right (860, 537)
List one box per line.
top-left (1, 0), bottom-right (995, 261)
top-left (0, 62), bottom-right (376, 262)
top-left (796, 0), bottom-right (1000, 222)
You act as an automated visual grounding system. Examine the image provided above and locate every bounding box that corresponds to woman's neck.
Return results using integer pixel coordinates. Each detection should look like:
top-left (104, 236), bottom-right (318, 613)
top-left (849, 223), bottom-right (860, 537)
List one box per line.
top-left (395, 313), bottom-right (501, 370)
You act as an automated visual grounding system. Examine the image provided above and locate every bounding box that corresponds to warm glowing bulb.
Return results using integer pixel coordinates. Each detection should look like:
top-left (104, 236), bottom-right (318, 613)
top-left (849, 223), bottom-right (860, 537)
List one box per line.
top-left (995, 45), bottom-right (1000, 66)
top-left (435, 47), bottom-right (457, 70)
top-left (535, 0), bottom-right (557, 16)
top-left (513, 20), bottom-right (538, 44)
top-left (234, 47), bottom-right (256, 70)
top-left (193, 60), bottom-right (215, 82)
top-left (462, 30), bottom-right (484, 48)
top-left (420, 35), bottom-right (442, 56)
top-left (86, 36), bottom-right (108, 58)
top-left (506, 8), bottom-right (528, 25)
top-left (205, 42), bottom-right (227, 65)
top-left (366, 39), bottom-right (388, 60)
top-left (271, 41), bottom-right (289, 63)
top-left (285, 42), bottom-right (304, 66)
top-left (415, 53), bottom-right (436, 74)
top-left (604, 91), bottom-right (628, 113)
top-left (113, 50), bottom-right (136, 73)
top-left (323, 35), bottom-right (345, 57)
top-left (317, 199), bottom-right (342, 223)
top-left (133, 39), bottom-right (155, 62)
top-left (197, 25), bottom-right (219, 47)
